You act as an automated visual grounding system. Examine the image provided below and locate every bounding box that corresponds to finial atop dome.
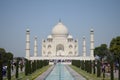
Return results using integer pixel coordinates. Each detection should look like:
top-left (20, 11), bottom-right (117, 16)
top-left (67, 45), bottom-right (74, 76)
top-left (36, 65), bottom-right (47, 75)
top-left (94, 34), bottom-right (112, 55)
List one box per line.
top-left (59, 18), bottom-right (61, 23)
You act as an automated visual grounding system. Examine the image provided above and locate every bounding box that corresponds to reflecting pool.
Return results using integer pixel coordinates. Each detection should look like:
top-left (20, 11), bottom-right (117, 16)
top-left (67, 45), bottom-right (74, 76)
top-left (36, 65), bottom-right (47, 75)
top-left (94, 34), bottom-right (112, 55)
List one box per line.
top-left (45, 63), bottom-right (74, 80)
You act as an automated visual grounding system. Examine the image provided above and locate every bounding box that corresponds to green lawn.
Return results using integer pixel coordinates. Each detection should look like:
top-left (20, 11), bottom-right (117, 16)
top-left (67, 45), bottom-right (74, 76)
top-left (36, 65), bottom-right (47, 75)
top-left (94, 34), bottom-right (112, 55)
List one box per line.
top-left (70, 65), bottom-right (118, 80)
top-left (4, 65), bottom-right (51, 80)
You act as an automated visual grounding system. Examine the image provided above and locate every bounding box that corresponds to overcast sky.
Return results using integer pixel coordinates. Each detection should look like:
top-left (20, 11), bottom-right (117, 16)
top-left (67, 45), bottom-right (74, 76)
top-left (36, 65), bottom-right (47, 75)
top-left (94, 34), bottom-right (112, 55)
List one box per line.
top-left (0, 0), bottom-right (120, 57)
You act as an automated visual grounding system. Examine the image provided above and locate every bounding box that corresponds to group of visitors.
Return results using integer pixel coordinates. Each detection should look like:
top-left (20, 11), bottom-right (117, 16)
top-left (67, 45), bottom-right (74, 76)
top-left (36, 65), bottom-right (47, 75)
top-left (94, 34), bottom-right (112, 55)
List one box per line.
top-left (2, 60), bottom-right (24, 77)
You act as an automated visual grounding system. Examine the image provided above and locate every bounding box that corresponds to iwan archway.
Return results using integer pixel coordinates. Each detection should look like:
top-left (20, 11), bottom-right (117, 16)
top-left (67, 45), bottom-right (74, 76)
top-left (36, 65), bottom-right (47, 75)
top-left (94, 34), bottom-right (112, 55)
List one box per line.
top-left (56, 44), bottom-right (64, 56)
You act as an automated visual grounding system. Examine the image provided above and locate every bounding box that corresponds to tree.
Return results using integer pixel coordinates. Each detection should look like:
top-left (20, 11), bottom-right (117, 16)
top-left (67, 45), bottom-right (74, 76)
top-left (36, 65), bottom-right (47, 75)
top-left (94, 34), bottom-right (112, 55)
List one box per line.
top-left (94, 44), bottom-right (108, 61)
top-left (7, 60), bottom-right (11, 80)
top-left (81, 60), bottom-right (85, 70)
top-left (97, 60), bottom-right (101, 77)
top-left (89, 60), bottom-right (92, 74)
top-left (34, 60), bottom-right (37, 71)
top-left (28, 60), bottom-right (31, 74)
top-left (25, 59), bottom-right (28, 76)
top-left (32, 61), bottom-right (34, 73)
top-left (109, 36), bottom-right (120, 80)
top-left (6, 52), bottom-right (13, 61)
top-left (15, 58), bottom-right (19, 79)
top-left (0, 60), bottom-right (3, 80)
top-left (40, 60), bottom-right (43, 68)
top-left (0, 48), bottom-right (13, 65)
top-left (0, 48), bottom-right (6, 54)
top-left (93, 60), bottom-right (96, 74)
top-left (0, 48), bottom-right (6, 65)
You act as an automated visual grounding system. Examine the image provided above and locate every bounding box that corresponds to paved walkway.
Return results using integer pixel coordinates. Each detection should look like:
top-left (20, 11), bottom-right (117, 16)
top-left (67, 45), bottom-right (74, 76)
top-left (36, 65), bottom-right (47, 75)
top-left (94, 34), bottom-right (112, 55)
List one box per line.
top-left (35, 64), bottom-right (86, 80)
top-left (35, 65), bottom-right (54, 80)
top-left (65, 65), bottom-right (86, 80)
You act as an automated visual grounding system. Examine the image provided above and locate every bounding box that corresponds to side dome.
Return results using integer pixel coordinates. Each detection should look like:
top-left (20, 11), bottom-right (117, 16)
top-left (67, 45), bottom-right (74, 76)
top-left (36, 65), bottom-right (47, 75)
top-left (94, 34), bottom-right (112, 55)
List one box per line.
top-left (47, 35), bottom-right (52, 39)
top-left (52, 22), bottom-right (68, 36)
top-left (68, 35), bottom-right (73, 39)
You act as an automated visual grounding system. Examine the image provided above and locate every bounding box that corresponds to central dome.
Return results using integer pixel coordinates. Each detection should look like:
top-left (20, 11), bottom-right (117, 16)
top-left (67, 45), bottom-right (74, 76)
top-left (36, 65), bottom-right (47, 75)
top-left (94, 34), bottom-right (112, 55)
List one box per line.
top-left (52, 22), bottom-right (68, 36)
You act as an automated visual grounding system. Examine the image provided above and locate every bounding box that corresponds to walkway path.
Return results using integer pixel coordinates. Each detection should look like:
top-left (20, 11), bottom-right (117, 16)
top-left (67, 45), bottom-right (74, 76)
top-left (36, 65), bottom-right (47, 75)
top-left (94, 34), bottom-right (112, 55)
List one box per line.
top-left (35, 64), bottom-right (86, 80)
top-left (35, 65), bottom-right (54, 80)
top-left (65, 65), bottom-right (86, 80)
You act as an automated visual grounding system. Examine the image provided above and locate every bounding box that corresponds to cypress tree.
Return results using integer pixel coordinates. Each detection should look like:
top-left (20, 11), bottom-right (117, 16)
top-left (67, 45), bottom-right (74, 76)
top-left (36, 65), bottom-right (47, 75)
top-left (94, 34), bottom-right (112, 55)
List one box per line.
top-left (78, 60), bottom-right (80, 68)
top-left (80, 60), bottom-right (81, 69)
top-left (86, 61), bottom-right (88, 72)
top-left (84, 60), bottom-right (87, 71)
top-left (34, 60), bottom-right (37, 71)
top-left (15, 58), bottom-right (19, 79)
top-left (74, 60), bottom-right (76, 66)
top-left (72, 60), bottom-right (74, 66)
top-left (83, 61), bottom-right (85, 70)
top-left (25, 59), bottom-right (28, 75)
top-left (110, 61), bottom-right (114, 80)
top-left (86, 61), bottom-right (89, 72)
top-left (7, 60), bottom-right (11, 80)
top-left (81, 60), bottom-right (84, 70)
top-left (93, 60), bottom-right (96, 74)
top-left (32, 61), bottom-right (34, 73)
top-left (118, 58), bottom-right (120, 80)
top-left (97, 60), bottom-right (101, 77)
top-left (79, 60), bottom-right (81, 68)
top-left (39, 60), bottom-right (40, 68)
top-left (43, 60), bottom-right (45, 66)
top-left (89, 60), bottom-right (92, 74)
top-left (27, 60), bottom-right (29, 74)
top-left (77, 60), bottom-right (79, 67)
top-left (37, 60), bottom-right (38, 68)
top-left (29, 60), bottom-right (31, 74)
top-left (0, 60), bottom-right (3, 80)
top-left (75, 60), bottom-right (77, 67)
top-left (36, 60), bottom-right (39, 69)
top-left (40, 60), bottom-right (43, 68)
top-left (81, 60), bottom-right (83, 70)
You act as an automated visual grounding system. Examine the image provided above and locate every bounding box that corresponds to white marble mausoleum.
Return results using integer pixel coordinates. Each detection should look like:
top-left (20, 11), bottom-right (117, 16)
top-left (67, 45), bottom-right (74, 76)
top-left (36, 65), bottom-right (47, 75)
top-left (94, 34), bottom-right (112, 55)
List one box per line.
top-left (25, 21), bottom-right (95, 60)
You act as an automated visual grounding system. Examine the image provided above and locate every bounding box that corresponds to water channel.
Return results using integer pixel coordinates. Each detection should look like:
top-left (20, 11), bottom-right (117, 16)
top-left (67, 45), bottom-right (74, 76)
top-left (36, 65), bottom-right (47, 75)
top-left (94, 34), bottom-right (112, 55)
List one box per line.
top-left (45, 63), bottom-right (75, 80)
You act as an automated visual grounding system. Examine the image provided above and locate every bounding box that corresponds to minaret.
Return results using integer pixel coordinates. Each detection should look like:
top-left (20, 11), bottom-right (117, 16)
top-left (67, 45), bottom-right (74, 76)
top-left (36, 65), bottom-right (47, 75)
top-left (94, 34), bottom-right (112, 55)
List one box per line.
top-left (34, 36), bottom-right (38, 57)
top-left (83, 36), bottom-right (86, 57)
top-left (90, 28), bottom-right (94, 57)
top-left (26, 28), bottom-right (30, 59)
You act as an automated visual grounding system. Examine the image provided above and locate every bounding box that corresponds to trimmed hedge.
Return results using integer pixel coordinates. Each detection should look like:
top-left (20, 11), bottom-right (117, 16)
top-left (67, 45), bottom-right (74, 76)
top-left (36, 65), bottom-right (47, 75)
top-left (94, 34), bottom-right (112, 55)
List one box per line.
top-left (25, 59), bottom-right (49, 75)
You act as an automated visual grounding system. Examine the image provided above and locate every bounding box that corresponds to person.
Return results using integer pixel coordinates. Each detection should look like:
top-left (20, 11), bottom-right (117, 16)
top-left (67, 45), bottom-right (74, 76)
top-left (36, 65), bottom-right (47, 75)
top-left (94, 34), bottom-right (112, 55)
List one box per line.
top-left (2, 66), bottom-right (6, 76)
top-left (102, 64), bottom-right (105, 73)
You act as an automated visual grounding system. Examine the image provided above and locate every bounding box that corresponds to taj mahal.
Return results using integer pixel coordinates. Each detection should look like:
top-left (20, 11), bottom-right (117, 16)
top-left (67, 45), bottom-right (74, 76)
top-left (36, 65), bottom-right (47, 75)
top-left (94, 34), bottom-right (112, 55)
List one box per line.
top-left (25, 21), bottom-right (95, 61)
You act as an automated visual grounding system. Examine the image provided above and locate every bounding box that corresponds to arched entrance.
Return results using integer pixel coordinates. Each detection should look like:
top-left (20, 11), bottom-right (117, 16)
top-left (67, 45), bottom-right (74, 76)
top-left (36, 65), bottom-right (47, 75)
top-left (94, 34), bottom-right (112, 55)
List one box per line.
top-left (56, 44), bottom-right (64, 56)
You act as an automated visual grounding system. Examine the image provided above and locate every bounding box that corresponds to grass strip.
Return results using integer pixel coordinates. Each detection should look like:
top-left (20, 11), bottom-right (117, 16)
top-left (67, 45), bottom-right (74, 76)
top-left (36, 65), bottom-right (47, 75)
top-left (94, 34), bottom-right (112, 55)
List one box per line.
top-left (70, 65), bottom-right (113, 80)
top-left (4, 65), bottom-right (51, 80)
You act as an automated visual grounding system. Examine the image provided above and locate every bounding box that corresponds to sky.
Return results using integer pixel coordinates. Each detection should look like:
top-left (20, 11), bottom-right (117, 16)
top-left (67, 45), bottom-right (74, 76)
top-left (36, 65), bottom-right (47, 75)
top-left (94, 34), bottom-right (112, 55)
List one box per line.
top-left (0, 0), bottom-right (120, 57)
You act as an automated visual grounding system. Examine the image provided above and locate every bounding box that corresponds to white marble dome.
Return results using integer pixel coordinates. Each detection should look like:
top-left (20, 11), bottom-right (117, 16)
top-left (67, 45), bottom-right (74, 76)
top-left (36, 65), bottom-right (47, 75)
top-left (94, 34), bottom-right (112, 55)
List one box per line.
top-left (52, 22), bottom-right (68, 36)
